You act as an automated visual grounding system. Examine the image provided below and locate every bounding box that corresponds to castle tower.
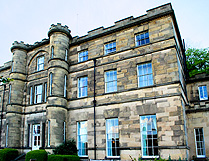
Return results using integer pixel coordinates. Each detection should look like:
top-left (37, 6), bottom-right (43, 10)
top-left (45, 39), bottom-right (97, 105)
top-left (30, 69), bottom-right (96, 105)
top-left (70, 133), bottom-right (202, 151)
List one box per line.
top-left (47, 23), bottom-right (71, 147)
top-left (7, 42), bottom-right (27, 147)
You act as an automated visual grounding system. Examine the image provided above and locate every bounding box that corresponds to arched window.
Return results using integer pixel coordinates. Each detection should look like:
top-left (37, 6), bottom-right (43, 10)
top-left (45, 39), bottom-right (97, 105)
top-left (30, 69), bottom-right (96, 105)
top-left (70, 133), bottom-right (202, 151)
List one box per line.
top-left (65, 49), bottom-right (68, 61)
top-left (49, 73), bottom-right (53, 95)
top-left (64, 75), bottom-right (67, 97)
top-left (51, 46), bottom-right (54, 59)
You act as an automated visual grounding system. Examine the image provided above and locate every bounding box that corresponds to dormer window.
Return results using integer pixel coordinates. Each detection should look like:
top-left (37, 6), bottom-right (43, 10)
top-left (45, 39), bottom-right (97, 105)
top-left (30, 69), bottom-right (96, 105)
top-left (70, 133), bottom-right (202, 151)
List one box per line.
top-left (37, 56), bottom-right (44, 71)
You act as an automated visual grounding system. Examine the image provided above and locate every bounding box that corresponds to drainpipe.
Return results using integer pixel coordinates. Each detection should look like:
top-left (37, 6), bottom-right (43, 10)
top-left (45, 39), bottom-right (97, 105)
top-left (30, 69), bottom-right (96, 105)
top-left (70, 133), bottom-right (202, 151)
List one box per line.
top-left (0, 84), bottom-right (6, 147)
top-left (93, 59), bottom-right (97, 160)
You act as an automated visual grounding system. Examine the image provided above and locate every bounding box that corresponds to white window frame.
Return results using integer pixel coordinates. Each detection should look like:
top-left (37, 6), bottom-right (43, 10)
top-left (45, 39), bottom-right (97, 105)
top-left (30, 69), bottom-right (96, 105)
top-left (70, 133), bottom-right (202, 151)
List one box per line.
top-left (32, 124), bottom-right (41, 150)
top-left (105, 70), bottom-right (117, 93)
top-left (78, 50), bottom-right (88, 62)
top-left (37, 56), bottom-right (44, 71)
top-left (140, 115), bottom-right (158, 158)
top-left (64, 75), bottom-right (67, 97)
top-left (104, 41), bottom-right (116, 55)
top-left (194, 128), bottom-right (206, 158)
top-left (106, 118), bottom-right (120, 157)
top-left (34, 84), bottom-right (43, 104)
top-left (198, 86), bottom-right (208, 101)
top-left (135, 32), bottom-right (150, 47)
top-left (137, 63), bottom-right (153, 87)
top-left (78, 77), bottom-right (88, 98)
top-left (77, 121), bottom-right (88, 157)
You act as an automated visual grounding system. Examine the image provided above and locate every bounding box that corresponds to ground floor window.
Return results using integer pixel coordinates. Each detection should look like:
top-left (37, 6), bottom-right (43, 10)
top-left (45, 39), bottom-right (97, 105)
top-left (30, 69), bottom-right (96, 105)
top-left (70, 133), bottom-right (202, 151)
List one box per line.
top-left (106, 118), bottom-right (119, 157)
top-left (194, 128), bottom-right (205, 158)
top-left (32, 124), bottom-right (41, 150)
top-left (77, 121), bottom-right (88, 157)
top-left (140, 115), bottom-right (158, 158)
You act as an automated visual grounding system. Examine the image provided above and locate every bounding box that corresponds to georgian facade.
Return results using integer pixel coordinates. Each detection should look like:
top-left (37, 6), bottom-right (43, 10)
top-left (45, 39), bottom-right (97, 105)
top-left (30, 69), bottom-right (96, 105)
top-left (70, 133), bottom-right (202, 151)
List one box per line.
top-left (0, 3), bottom-right (208, 160)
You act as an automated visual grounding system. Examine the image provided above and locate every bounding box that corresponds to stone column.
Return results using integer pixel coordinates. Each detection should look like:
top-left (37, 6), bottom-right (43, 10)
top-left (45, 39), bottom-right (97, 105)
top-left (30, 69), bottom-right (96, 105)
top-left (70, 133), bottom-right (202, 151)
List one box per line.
top-left (47, 23), bottom-right (71, 147)
top-left (7, 42), bottom-right (27, 147)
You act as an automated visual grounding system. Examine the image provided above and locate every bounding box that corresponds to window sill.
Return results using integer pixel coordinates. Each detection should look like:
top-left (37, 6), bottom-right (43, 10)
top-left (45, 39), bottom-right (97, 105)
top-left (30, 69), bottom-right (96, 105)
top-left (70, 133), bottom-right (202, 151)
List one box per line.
top-left (106, 156), bottom-right (120, 159)
top-left (79, 156), bottom-right (88, 158)
top-left (77, 96), bottom-right (88, 99)
top-left (141, 156), bottom-right (159, 159)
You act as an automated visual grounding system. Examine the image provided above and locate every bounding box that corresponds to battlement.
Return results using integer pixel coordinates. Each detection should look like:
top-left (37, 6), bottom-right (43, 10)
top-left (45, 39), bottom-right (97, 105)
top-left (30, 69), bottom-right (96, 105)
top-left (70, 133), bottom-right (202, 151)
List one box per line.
top-left (48, 23), bottom-right (72, 38)
top-left (11, 38), bottom-right (49, 52)
top-left (11, 41), bottom-right (30, 51)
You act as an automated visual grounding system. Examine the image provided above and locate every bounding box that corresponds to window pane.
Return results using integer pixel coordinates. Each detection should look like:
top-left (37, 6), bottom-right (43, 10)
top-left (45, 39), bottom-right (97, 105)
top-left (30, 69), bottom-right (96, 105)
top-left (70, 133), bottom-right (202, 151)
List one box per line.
top-left (105, 71), bottom-right (117, 93)
top-left (136, 32), bottom-right (150, 47)
top-left (105, 42), bottom-right (116, 55)
top-left (79, 51), bottom-right (88, 62)
top-left (195, 128), bottom-right (205, 157)
top-left (37, 56), bottom-right (44, 71)
top-left (106, 118), bottom-right (119, 156)
top-left (35, 85), bottom-right (42, 104)
top-left (77, 121), bottom-right (88, 156)
top-left (140, 115), bottom-right (158, 157)
top-left (199, 86), bottom-right (208, 100)
top-left (138, 63), bottom-right (153, 87)
top-left (78, 77), bottom-right (88, 97)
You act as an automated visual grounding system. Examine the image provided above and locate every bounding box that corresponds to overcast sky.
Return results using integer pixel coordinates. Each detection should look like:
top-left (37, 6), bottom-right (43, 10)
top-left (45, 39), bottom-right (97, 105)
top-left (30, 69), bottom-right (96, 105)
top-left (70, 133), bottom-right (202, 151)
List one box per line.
top-left (0, 0), bottom-right (208, 66)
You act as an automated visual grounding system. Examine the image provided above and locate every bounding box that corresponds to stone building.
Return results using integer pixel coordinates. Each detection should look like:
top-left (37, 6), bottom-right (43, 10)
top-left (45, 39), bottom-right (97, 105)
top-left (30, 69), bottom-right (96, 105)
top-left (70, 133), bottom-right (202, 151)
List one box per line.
top-left (0, 3), bottom-right (208, 160)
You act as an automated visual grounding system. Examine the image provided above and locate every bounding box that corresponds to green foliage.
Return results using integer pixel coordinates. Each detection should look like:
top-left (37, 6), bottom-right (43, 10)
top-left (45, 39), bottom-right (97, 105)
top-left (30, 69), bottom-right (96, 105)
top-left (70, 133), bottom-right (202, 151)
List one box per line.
top-left (154, 157), bottom-right (167, 161)
top-left (53, 139), bottom-right (78, 155)
top-left (0, 148), bottom-right (18, 161)
top-left (48, 155), bottom-right (80, 161)
top-left (186, 48), bottom-right (209, 77)
top-left (25, 150), bottom-right (48, 161)
top-left (0, 76), bottom-right (13, 84)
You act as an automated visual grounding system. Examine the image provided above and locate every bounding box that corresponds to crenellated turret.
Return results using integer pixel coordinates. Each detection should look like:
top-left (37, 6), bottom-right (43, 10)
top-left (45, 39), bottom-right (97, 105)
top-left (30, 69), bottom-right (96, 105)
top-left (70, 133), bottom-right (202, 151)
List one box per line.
top-left (6, 41), bottom-right (27, 147)
top-left (46, 23), bottom-right (71, 147)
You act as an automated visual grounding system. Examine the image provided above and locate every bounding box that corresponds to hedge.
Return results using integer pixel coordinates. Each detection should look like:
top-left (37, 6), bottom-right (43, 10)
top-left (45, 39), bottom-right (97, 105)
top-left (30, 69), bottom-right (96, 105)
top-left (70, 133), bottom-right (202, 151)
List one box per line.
top-left (25, 150), bottom-right (47, 161)
top-left (48, 155), bottom-right (80, 161)
top-left (0, 148), bottom-right (18, 161)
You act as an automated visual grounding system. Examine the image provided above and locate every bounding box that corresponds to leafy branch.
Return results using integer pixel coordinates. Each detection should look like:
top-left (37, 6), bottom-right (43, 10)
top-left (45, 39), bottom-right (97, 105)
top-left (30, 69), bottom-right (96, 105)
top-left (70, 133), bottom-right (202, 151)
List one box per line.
top-left (186, 48), bottom-right (209, 77)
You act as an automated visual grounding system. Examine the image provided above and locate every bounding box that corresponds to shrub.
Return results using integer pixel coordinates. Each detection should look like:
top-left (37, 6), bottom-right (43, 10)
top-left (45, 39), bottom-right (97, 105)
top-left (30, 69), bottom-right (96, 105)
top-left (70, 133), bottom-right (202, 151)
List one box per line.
top-left (0, 148), bottom-right (18, 161)
top-left (48, 155), bottom-right (80, 161)
top-left (25, 150), bottom-right (47, 161)
top-left (53, 139), bottom-right (78, 155)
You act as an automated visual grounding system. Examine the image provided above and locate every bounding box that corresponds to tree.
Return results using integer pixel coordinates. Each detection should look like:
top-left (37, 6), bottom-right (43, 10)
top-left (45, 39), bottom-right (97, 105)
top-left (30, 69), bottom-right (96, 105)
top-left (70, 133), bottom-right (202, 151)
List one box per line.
top-left (0, 76), bottom-right (13, 84)
top-left (186, 48), bottom-right (209, 77)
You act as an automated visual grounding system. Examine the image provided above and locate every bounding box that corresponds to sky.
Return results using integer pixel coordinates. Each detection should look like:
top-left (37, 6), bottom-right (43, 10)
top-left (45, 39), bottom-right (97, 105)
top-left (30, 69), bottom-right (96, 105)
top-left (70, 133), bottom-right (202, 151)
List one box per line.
top-left (0, 0), bottom-right (208, 66)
